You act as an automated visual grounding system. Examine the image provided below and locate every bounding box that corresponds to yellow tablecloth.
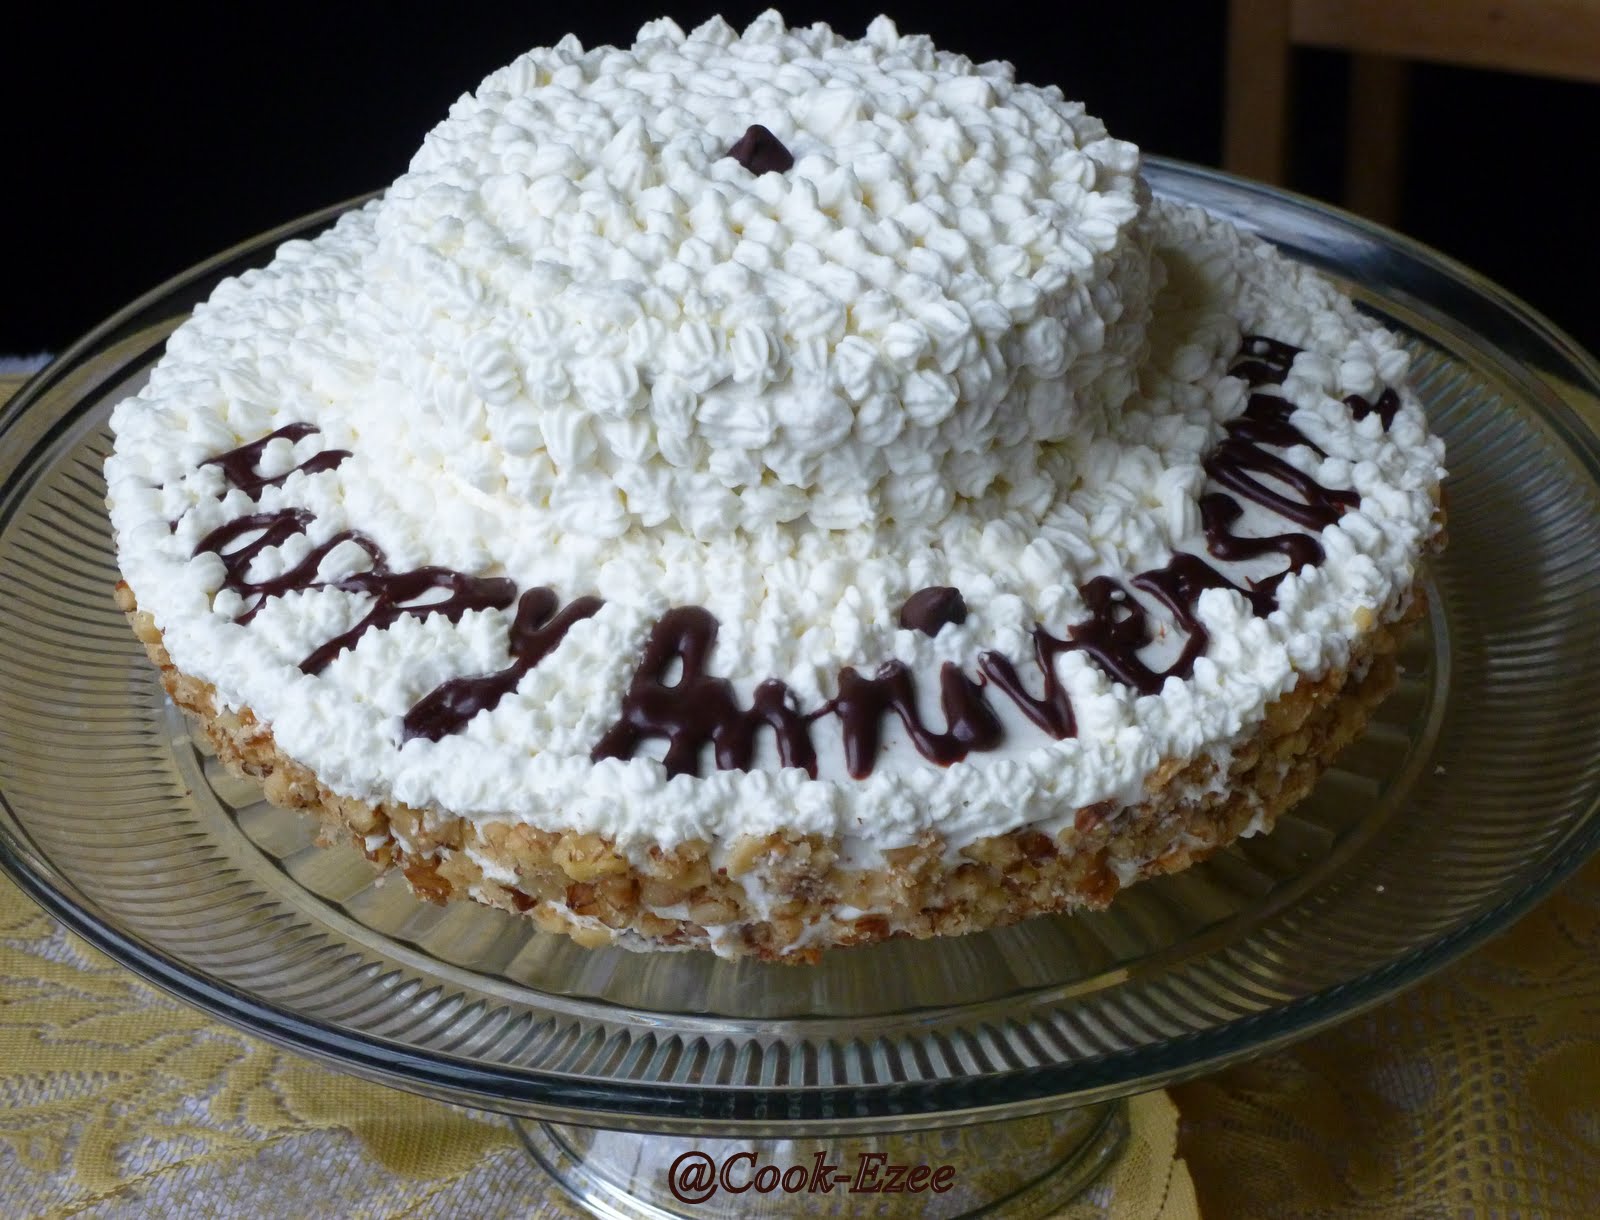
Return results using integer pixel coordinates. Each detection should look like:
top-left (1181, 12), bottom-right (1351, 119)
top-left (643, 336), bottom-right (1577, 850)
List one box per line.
top-left (1175, 851), bottom-right (1600, 1217)
top-left (3, 372), bottom-right (1597, 1217)
top-left (1, 872), bottom-right (1203, 1219)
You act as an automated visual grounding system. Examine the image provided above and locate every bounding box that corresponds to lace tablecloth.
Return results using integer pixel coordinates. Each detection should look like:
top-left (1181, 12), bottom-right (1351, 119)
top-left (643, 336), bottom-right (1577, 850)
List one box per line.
top-left (0, 869), bottom-right (1196, 1219)
top-left (3, 372), bottom-right (1597, 1217)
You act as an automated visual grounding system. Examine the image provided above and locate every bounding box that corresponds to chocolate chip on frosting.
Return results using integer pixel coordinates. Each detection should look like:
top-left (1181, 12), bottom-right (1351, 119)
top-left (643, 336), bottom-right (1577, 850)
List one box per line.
top-left (725, 123), bottom-right (794, 174)
top-left (899, 586), bottom-right (968, 637)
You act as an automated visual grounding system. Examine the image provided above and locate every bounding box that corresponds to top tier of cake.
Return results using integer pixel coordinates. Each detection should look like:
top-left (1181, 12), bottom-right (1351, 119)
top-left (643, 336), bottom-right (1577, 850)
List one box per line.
top-left (352, 11), bottom-right (1156, 537)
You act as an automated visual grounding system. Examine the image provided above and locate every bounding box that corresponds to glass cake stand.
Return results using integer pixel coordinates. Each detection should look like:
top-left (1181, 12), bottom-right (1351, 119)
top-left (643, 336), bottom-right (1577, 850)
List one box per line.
top-left (4, 160), bottom-right (1600, 1218)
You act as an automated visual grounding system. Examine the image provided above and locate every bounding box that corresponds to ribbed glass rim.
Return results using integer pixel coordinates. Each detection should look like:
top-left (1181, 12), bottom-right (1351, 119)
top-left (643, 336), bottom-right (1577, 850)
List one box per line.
top-left (3, 158), bottom-right (1600, 1134)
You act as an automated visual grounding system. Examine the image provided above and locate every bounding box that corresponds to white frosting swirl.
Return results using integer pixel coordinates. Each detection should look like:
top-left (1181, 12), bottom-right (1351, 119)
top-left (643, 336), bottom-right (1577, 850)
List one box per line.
top-left (353, 12), bottom-right (1154, 537)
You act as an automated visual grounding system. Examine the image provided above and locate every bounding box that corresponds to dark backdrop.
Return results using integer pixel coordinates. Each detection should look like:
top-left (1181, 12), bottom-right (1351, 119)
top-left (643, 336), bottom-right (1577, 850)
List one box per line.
top-left (5, 3), bottom-right (1596, 356)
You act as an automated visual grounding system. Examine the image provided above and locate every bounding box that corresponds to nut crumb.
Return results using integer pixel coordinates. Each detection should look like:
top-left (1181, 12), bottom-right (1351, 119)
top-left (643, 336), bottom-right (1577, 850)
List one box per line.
top-left (117, 580), bottom-right (1420, 962)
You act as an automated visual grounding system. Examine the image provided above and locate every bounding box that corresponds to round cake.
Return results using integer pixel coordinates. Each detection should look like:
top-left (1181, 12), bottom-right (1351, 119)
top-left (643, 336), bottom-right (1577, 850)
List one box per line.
top-left (106, 13), bottom-right (1446, 962)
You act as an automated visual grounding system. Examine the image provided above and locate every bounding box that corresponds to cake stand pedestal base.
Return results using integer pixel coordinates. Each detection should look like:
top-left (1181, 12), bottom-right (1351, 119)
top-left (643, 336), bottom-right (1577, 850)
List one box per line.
top-left (513, 1100), bottom-right (1128, 1218)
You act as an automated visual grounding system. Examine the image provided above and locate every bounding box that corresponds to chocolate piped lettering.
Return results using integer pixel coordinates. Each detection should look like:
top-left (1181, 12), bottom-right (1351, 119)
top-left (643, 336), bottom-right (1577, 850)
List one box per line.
top-left (299, 568), bottom-right (517, 675)
top-left (591, 607), bottom-right (817, 778)
top-left (1203, 394), bottom-right (1359, 531)
top-left (195, 431), bottom-right (515, 671)
top-left (978, 633), bottom-right (1077, 738)
top-left (201, 423), bottom-right (349, 495)
top-left (1200, 492), bottom-right (1322, 573)
top-left (1132, 551), bottom-right (1264, 655)
top-left (403, 588), bottom-right (603, 742)
top-left (1229, 334), bottom-right (1300, 387)
top-left (1225, 393), bottom-right (1326, 456)
top-left (820, 660), bottom-right (1002, 780)
top-left (194, 509), bottom-right (341, 623)
top-left (1063, 577), bottom-right (1165, 695)
top-left (188, 330), bottom-right (1396, 775)
top-left (1346, 387), bottom-right (1400, 430)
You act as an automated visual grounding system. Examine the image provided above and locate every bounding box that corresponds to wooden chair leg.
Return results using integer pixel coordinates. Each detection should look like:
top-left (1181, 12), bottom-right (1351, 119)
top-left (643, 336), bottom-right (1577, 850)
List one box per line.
top-left (1344, 53), bottom-right (1409, 225)
top-left (1225, 0), bottom-right (1293, 185)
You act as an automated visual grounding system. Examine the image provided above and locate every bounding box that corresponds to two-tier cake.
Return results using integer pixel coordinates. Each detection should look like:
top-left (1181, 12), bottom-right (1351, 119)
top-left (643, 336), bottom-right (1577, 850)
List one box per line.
top-left (108, 13), bottom-right (1446, 962)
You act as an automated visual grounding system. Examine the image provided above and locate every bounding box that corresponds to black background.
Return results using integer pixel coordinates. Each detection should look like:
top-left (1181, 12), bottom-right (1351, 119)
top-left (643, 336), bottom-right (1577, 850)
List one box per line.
top-left (5, 3), bottom-right (1597, 356)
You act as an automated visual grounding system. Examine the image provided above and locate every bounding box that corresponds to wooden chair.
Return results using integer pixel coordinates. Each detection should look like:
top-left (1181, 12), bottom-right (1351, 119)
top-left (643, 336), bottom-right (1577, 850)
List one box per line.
top-left (1224, 0), bottom-right (1600, 222)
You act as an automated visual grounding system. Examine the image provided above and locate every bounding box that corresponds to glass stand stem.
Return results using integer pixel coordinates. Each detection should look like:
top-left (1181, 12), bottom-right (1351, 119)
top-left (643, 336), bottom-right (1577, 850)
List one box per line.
top-left (513, 1100), bottom-right (1128, 1219)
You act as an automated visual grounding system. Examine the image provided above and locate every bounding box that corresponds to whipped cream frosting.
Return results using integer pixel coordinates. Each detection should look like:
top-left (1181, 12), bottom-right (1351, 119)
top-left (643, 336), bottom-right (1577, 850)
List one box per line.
top-left (363, 10), bottom-right (1154, 537)
top-left (106, 14), bottom-right (1445, 868)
